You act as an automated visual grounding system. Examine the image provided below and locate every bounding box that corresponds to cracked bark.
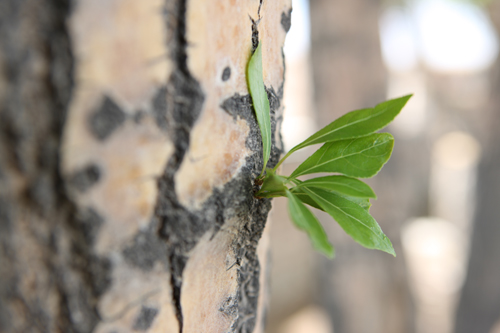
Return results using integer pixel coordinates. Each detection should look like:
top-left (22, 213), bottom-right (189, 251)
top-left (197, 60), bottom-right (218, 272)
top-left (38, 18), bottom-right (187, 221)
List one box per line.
top-left (0, 0), bottom-right (290, 332)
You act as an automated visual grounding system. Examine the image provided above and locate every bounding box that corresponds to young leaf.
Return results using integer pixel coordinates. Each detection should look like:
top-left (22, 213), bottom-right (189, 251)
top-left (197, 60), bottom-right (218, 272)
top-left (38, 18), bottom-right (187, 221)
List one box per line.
top-left (336, 194), bottom-right (372, 211)
top-left (293, 175), bottom-right (376, 198)
top-left (291, 187), bottom-right (371, 212)
top-left (256, 168), bottom-right (287, 198)
top-left (286, 190), bottom-right (334, 258)
top-left (289, 179), bottom-right (325, 211)
top-left (301, 187), bottom-right (395, 256)
top-left (291, 188), bottom-right (326, 212)
top-left (289, 133), bottom-right (394, 179)
top-left (288, 94), bottom-right (411, 155)
top-left (247, 41), bottom-right (272, 175)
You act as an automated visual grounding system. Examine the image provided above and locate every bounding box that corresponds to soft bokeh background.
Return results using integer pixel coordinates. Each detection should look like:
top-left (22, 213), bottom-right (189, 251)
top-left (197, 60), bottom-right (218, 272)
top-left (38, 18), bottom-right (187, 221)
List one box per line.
top-left (267, 0), bottom-right (500, 332)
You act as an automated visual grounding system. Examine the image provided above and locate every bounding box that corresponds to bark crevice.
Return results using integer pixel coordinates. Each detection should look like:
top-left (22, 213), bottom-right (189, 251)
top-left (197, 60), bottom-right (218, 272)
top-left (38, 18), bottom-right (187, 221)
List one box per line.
top-left (157, 0), bottom-right (206, 330)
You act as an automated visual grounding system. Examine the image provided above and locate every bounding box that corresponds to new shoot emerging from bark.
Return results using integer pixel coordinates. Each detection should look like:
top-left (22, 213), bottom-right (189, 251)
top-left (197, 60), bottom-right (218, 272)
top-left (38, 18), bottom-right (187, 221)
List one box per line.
top-left (247, 40), bottom-right (411, 258)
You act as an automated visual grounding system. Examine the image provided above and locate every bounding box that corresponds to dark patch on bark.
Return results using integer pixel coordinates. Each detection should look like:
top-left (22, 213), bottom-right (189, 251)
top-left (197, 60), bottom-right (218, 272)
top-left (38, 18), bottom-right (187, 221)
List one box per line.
top-left (0, 198), bottom-right (13, 332)
top-left (58, 228), bottom-right (112, 330)
top-left (231, 197), bottom-right (271, 333)
top-left (88, 96), bottom-right (126, 141)
top-left (155, 0), bottom-right (206, 330)
top-left (0, 198), bottom-right (12, 234)
top-left (221, 93), bottom-right (251, 121)
top-left (56, 251), bottom-right (112, 332)
top-left (123, 224), bottom-right (169, 271)
top-left (258, 0), bottom-right (263, 17)
top-left (152, 86), bottom-right (168, 131)
top-left (86, 255), bottom-right (112, 297)
top-left (158, 69), bottom-right (205, 331)
top-left (249, 0), bottom-right (264, 52)
top-left (221, 86), bottom-right (282, 171)
top-left (281, 9), bottom-right (292, 33)
top-left (132, 306), bottom-right (158, 331)
top-left (133, 110), bottom-right (147, 124)
top-left (222, 66), bottom-right (231, 81)
top-left (219, 296), bottom-right (238, 318)
top-left (68, 164), bottom-right (101, 193)
top-left (55, 249), bottom-right (112, 332)
top-left (213, 89), bottom-right (281, 333)
top-left (28, 173), bottom-right (57, 216)
top-left (74, 207), bottom-right (104, 246)
top-left (250, 17), bottom-right (260, 52)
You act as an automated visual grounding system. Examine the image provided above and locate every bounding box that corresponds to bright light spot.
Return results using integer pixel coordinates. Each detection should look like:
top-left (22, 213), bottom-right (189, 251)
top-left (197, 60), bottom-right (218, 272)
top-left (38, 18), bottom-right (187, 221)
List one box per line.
top-left (379, 7), bottom-right (419, 72)
top-left (278, 306), bottom-right (332, 333)
top-left (282, 115), bottom-right (316, 152)
top-left (432, 131), bottom-right (481, 169)
top-left (402, 217), bottom-right (467, 295)
top-left (283, 0), bottom-right (311, 60)
top-left (282, 0), bottom-right (316, 157)
top-left (413, 0), bottom-right (498, 73)
top-left (380, 0), bottom-right (498, 73)
top-left (402, 219), bottom-right (468, 333)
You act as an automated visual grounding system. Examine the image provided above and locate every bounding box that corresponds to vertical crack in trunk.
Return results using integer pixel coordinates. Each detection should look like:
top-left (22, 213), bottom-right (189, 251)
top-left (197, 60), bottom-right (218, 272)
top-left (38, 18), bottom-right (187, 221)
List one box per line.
top-left (157, 0), bottom-right (205, 331)
top-left (155, 0), bottom-right (285, 331)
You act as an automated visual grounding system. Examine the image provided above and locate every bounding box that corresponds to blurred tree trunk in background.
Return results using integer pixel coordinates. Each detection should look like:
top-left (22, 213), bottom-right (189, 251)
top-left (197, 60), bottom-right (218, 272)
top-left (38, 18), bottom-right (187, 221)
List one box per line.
top-left (309, 1), bottom-right (416, 332)
top-left (0, 0), bottom-right (290, 332)
top-left (454, 2), bottom-right (500, 332)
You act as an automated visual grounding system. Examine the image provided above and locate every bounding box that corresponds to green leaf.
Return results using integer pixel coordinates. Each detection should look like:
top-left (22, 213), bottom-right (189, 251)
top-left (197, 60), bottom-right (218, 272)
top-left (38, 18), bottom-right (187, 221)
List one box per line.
top-left (292, 188), bottom-right (325, 212)
top-left (293, 175), bottom-right (376, 198)
top-left (290, 95), bottom-right (411, 154)
top-left (289, 179), bottom-right (325, 211)
top-left (286, 190), bottom-right (334, 258)
top-left (256, 169), bottom-right (287, 198)
top-left (301, 187), bottom-right (395, 256)
top-left (291, 187), bottom-right (371, 212)
top-left (337, 194), bottom-right (371, 211)
top-left (247, 41), bottom-right (272, 175)
top-left (289, 133), bottom-right (394, 179)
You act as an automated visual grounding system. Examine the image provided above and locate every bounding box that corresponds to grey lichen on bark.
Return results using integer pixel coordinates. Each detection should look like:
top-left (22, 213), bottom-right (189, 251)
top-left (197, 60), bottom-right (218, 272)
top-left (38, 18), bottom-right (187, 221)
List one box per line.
top-left (0, 0), bottom-right (290, 332)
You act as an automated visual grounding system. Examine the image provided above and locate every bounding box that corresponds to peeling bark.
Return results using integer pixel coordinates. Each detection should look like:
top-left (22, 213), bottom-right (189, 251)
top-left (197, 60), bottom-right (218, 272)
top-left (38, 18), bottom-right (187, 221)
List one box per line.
top-left (0, 0), bottom-right (290, 332)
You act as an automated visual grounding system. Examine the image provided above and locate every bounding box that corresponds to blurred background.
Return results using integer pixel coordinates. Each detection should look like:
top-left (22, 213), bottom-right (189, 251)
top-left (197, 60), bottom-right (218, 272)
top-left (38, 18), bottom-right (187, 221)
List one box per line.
top-left (267, 0), bottom-right (500, 332)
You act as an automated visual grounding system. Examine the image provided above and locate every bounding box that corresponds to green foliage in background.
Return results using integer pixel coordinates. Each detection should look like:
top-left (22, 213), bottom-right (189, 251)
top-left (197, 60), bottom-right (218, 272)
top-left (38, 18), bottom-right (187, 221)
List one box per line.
top-left (247, 41), bottom-right (412, 258)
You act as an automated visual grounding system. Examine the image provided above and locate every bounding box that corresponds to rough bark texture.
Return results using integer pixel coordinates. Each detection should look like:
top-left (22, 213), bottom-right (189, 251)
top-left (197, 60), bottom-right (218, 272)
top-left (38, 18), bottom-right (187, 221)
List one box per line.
top-left (0, 0), bottom-right (290, 332)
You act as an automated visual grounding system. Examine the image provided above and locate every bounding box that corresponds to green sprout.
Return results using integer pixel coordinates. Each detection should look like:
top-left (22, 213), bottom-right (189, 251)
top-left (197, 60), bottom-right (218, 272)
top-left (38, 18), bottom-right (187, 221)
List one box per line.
top-left (247, 41), bottom-right (412, 258)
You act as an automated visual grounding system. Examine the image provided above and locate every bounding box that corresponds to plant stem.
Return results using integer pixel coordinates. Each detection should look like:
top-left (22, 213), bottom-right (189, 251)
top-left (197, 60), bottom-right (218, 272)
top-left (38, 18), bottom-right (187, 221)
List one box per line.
top-left (272, 149), bottom-right (293, 172)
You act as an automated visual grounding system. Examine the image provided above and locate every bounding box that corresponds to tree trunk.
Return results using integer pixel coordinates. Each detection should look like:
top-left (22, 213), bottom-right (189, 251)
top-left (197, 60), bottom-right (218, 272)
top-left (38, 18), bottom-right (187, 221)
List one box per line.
top-left (0, 0), bottom-right (290, 332)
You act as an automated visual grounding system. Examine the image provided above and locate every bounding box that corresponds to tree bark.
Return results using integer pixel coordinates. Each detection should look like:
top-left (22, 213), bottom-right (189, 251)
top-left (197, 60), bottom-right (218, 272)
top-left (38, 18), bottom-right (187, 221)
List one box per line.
top-left (0, 0), bottom-right (290, 332)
